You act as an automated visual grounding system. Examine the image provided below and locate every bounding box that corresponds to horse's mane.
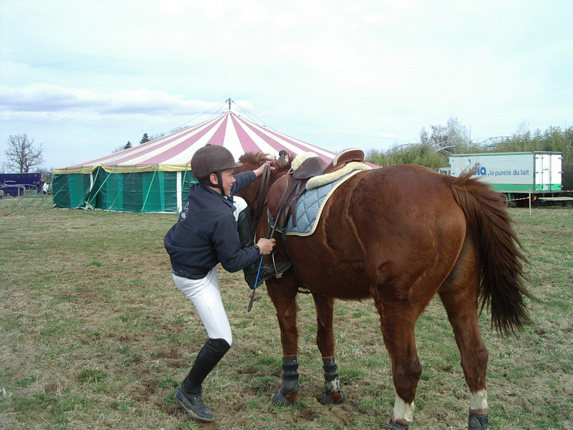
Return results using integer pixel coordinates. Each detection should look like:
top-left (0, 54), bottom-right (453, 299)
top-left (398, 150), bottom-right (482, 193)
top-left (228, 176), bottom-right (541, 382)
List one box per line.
top-left (239, 151), bottom-right (293, 174)
top-left (239, 152), bottom-right (270, 167)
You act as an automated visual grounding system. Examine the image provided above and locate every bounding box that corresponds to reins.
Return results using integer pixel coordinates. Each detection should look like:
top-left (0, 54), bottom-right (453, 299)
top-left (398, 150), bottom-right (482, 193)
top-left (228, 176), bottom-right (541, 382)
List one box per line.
top-left (251, 163), bottom-right (272, 230)
top-left (246, 161), bottom-right (310, 312)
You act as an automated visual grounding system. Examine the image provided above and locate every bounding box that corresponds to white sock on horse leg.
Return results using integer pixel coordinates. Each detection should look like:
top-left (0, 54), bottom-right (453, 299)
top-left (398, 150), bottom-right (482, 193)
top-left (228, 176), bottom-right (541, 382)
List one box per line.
top-left (469, 390), bottom-right (488, 411)
top-left (393, 394), bottom-right (415, 422)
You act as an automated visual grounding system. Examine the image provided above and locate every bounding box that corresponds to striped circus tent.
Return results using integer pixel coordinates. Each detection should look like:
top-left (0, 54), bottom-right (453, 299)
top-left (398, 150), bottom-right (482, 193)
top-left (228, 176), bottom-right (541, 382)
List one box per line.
top-left (52, 110), bottom-right (337, 213)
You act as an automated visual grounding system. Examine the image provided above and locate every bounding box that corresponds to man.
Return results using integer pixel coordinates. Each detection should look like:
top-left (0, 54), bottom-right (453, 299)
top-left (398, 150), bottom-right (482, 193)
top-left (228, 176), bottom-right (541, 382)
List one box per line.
top-left (277, 149), bottom-right (289, 166)
top-left (164, 145), bottom-right (290, 422)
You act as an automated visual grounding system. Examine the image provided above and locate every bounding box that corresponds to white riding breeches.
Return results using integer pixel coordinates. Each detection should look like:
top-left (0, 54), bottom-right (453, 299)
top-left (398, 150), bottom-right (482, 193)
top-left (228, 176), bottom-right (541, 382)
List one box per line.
top-left (171, 195), bottom-right (248, 346)
top-left (172, 267), bottom-right (232, 346)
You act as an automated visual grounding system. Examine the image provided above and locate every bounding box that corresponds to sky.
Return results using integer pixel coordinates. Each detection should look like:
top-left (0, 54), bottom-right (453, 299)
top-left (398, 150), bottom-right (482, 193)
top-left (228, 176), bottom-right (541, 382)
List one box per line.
top-left (1, 0), bottom-right (572, 170)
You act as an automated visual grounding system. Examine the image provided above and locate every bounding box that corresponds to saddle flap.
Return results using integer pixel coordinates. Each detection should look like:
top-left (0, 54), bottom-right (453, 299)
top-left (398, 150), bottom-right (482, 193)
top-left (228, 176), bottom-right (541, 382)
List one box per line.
top-left (267, 173), bottom-right (309, 228)
top-left (267, 175), bottom-right (290, 220)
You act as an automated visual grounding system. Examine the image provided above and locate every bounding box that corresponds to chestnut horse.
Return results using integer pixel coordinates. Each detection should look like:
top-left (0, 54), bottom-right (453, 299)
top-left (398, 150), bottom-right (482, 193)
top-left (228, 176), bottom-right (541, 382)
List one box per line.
top-left (236, 152), bottom-right (532, 430)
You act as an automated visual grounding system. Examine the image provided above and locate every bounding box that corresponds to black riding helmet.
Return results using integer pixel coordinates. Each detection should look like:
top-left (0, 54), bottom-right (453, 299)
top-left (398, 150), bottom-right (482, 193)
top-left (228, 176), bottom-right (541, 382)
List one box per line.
top-left (191, 145), bottom-right (242, 195)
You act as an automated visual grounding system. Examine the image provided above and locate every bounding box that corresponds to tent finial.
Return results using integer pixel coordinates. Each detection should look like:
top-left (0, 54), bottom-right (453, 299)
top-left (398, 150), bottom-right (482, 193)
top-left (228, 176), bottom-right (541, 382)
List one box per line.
top-left (226, 98), bottom-right (232, 111)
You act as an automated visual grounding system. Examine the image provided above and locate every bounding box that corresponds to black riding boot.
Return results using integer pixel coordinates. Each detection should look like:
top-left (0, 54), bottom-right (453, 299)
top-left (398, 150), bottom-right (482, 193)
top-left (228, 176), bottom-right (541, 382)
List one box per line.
top-left (177, 338), bottom-right (230, 422)
top-left (237, 208), bottom-right (291, 289)
top-left (182, 338), bottom-right (230, 395)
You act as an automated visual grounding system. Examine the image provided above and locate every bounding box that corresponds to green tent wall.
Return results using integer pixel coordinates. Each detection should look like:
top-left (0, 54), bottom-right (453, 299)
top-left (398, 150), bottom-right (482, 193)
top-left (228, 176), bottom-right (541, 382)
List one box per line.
top-left (52, 168), bottom-right (197, 213)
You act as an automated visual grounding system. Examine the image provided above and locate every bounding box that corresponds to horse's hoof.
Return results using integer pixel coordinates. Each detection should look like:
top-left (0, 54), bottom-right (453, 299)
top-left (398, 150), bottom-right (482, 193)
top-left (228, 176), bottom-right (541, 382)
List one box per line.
top-left (319, 390), bottom-right (346, 405)
top-left (387, 420), bottom-right (409, 430)
top-left (271, 391), bottom-right (297, 406)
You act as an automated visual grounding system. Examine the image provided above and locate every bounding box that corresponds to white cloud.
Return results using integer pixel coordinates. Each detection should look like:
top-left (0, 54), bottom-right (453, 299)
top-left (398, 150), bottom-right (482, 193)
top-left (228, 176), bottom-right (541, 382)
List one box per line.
top-left (1, 0), bottom-right (572, 169)
top-left (0, 84), bottom-right (221, 116)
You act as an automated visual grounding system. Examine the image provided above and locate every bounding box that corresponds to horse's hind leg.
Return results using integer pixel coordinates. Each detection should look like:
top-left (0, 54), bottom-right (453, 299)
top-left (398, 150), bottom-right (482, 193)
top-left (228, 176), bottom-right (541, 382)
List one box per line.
top-left (312, 294), bottom-right (345, 405)
top-left (374, 296), bottom-right (424, 429)
top-left (439, 239), bottom-right (489, 430)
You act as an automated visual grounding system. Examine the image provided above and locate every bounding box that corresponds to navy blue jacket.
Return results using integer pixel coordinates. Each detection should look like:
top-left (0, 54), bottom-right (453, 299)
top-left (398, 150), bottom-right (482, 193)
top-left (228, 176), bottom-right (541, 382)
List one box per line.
top-left (164, 171), bottom-right (259, 279)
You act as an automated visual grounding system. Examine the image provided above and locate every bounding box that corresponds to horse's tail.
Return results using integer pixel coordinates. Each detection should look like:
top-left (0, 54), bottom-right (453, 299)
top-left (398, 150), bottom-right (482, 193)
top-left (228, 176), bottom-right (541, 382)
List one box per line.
top-left (449, 171), bottom-right (535, 335)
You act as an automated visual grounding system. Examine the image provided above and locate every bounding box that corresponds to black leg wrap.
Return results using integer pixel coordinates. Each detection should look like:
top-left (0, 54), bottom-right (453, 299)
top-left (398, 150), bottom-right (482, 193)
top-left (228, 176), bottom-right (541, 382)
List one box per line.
top-left (387, 420), bottom-right (409, 430)
top-left (271, 356), bottom-right (300, 406)
top-left (468, 412), bottom-right (488, 430)
top-left (319, 357), bottom-right (346, 405)
top-left (182, 338), bottom-right (230, 395)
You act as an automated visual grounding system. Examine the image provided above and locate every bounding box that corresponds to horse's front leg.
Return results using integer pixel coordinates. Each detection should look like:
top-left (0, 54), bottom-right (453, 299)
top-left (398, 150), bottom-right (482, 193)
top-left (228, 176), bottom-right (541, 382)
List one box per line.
top-left (313, 294), bottom-right (346, 405)
top-left (266, 277), bottom-right (301, 406)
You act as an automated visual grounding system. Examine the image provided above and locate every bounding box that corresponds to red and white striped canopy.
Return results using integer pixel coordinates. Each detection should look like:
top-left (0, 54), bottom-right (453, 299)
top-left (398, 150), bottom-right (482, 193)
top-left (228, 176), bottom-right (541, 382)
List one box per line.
top-left (54, 111), bottom-right (337, 174)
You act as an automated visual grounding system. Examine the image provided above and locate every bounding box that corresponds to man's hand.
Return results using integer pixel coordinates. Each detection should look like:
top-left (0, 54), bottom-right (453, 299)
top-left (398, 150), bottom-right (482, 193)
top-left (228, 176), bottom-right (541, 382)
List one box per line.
top-left (253, 163), bottom-right (274, 177)
top-left (256, 238), bottom-right (276, 255)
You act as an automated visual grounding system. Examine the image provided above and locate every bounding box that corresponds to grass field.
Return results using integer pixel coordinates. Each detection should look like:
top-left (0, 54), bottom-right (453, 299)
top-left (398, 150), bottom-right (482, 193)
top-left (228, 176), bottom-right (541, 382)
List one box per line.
top-left (0, 198), bottom-right (571, 429)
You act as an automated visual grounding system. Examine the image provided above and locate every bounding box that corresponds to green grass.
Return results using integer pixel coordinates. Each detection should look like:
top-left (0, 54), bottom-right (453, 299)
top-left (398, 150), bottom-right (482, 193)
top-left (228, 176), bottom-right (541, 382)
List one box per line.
top-left (0, 201), bottom-right (571, 429)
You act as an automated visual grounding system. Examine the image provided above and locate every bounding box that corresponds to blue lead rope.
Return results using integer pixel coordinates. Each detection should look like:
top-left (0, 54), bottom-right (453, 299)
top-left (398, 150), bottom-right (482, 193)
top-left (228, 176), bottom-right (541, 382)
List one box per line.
top-left (247, 256), bottom-right (264, 312)
top-left (247, 205), bottom-right (280, 313)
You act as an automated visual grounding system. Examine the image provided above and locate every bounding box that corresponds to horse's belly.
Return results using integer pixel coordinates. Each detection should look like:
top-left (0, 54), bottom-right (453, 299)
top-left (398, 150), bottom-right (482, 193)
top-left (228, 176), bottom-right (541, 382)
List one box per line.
top-left (286, 236), bottom-right (371, 300)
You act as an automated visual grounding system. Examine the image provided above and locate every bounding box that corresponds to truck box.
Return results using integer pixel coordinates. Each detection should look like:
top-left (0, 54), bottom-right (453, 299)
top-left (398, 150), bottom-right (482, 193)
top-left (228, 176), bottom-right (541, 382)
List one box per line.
top-left (448, 152), bottom-right (563, 193)
top-left (0, 173), bottom-right (42, 197)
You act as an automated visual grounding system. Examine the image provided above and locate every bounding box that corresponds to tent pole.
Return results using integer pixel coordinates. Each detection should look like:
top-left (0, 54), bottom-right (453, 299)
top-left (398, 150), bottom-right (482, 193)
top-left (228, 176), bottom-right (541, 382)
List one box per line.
top-left (107, 166), bottom-right (136, 213)
top-left (49, 186), bottom-right (65, 208)
top-left (84, 168), bottom-right (101, 210)
top-left (176, 171), bottom-right (182, 212)
top-left (24, 189), bottom-right (43, 209)
top-left (85, 167), bottom-right (111, 211)
top-left (141, 166), bottom-right (159, 213)
top-left (178, 164), bottom-right (192, 212)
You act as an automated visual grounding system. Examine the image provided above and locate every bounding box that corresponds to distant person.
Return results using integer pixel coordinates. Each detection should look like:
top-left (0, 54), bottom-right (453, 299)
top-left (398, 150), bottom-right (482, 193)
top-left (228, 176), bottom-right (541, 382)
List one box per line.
top-left (277, 149), bottom-right (289, 166)
top-left (164, 145), bottom-right (290, 422)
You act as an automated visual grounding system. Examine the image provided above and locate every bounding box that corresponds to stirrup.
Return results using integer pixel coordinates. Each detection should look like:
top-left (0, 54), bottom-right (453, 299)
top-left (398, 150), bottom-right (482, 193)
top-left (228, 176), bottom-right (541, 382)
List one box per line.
top-left (256, 261), bottom-right (291, 287)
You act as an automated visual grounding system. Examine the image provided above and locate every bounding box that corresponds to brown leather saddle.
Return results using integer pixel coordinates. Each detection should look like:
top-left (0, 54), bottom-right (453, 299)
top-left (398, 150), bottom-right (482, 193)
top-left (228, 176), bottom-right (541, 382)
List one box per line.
top-left (268, 149), bottom-right (365, 229)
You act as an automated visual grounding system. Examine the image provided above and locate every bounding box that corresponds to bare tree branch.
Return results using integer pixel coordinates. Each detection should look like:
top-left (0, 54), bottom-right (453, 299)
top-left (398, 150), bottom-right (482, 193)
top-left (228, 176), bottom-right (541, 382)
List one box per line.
top-left (4, 134), bottom-right (44, 173)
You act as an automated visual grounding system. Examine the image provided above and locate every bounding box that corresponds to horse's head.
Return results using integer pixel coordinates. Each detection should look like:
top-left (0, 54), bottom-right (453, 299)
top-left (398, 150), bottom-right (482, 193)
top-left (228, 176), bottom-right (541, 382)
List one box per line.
top-left (235, 151), bottom-right (291, 227)
top-left (235, 151), bottom-right (291, 205)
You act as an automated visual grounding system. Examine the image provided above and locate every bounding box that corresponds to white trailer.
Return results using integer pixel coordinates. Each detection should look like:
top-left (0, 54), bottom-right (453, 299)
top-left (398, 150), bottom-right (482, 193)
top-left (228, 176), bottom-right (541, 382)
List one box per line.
top-left (447, 151), bottom-right (567, 205)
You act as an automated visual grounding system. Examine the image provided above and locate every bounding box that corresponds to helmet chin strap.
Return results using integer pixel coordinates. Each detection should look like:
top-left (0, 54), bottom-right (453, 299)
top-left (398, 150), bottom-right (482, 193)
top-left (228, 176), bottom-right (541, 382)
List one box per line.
top-left (208, 171), bottom-right (226, 196)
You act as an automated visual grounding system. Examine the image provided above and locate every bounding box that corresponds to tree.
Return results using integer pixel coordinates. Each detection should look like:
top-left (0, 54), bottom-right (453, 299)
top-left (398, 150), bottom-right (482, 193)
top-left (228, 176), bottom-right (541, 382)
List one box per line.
top-left (494, 125), bottom-right (573, 188)
top-left (36, 167), bottom-right (52, 184)
top-left (419, 117), bottom-right (472, 154)
top-left (112, 141), bottom-right (133, 153)
top-left (4, 134), bottom-right (44, 173)
top-left (140, 133), bottom-right (149, 144)
top-left (367, 143), bottom-right (447, 169)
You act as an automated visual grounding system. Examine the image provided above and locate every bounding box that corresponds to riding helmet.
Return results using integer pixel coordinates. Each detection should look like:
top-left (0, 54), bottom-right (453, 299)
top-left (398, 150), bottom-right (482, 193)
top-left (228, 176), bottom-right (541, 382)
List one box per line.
top-left (191, 145), bottom-right (243, 180)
